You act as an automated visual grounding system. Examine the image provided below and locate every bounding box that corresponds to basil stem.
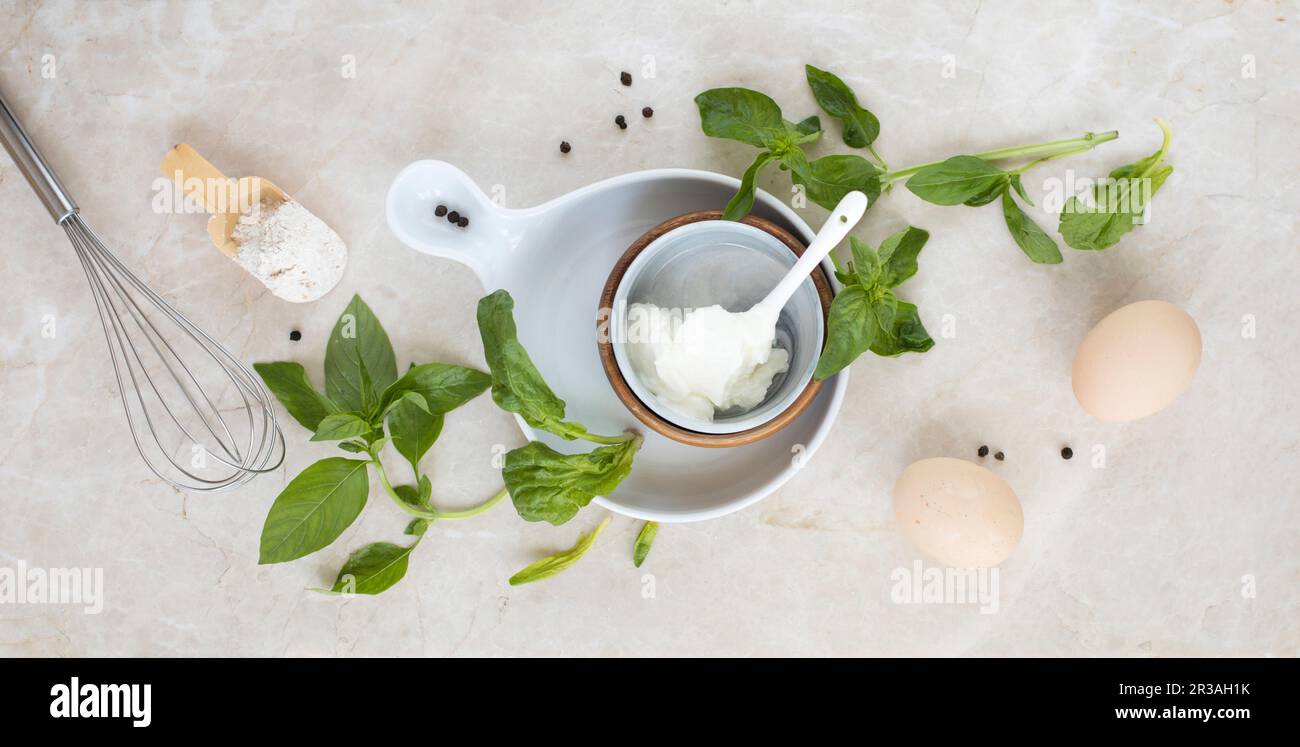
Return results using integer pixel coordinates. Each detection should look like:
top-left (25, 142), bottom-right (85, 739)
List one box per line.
top-left (369, 451), bottom-right (506, 521)
top-left (882, 130), bottom-right (1119, 185)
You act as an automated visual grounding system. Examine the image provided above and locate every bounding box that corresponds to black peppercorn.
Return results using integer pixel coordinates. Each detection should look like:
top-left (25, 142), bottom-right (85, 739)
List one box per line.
top-left (1061, 446), bottom-right (1073, 460)
top-left (620, 71), bottom-right (632, 86)
top-left (289, 330), bottom-right (301, 342)
top-left (977, 445), bottom-right (989, 458)
top-left (994, 451), bottom-right (1005, 461)
top-left (642, 106), bottom-right (653, 118)
top-left (447, 210), bottom-right (460, 223)
top-left (559, 141), bottom-right (571, 154)
top-left (434, 204), bottom-right (447, 217)
top-left (615, 114), bottom-right (627, 130)
top-left (458, 217), bottom-right (469, 228)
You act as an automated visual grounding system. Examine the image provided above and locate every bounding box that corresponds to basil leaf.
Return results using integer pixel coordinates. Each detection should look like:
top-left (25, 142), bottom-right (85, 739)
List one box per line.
top-left (1058, 166), bottom-right (1171, 250)
top-left (1060, 120), bottom-right (1172, 251)
top-left (805, 64), bottom-right (880, 148)
top-left (337, 440), bottom-right (367, 454)
top-left (876, 226), bottom-right (929, 287)
top-left (869, 299), bottom-right (934, 357)
top-left (253, 362), bottom-right (337, 432)
top-left (393, 483), bottom-right (421, 507)
top-left (1009, 174), bottom-right (1033, 204)
top-left (259, 457), bottom-right (370, 564)
top-left (325, 295), bottom-right (398, 412)
top-left (329, 541), bottom-right (415, 595)
top-left (404, 518), bottom-right (430, 536)
top-left (379, 363), bottom-right (490, 415)
top-left (723, 151), bottom-right (776, 221)
top-left (477, 290), bottom-right (599, 441)
top-left (787, 115), bottom-right (823, 143)
top-left (633, 520), bottom-right (658, 568)
top-left (509, 516), bottom-right (610, 586)
top-left (311, 412), bottom-right (373, 442)
top-left (503, 439), bottom-right (639, 525)
top-left (386, 392), bottom-right (445, 474)
top-left (1001, 191), bottom-right (1063, 264)
top-left (791, 154), bottom-right (882, 211)
top-left (694, 87), bottom-right (786, 148)
top-left (906, 156), bottom-right (1009, 206)
top-left (848, 236), bottom-right (883, 285)
top-left (813, 285), bottom-right (876, 381)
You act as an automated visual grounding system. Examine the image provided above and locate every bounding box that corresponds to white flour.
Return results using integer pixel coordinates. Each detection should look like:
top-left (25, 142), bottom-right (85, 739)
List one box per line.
top-left (231, 200), bottom-right (347, 303)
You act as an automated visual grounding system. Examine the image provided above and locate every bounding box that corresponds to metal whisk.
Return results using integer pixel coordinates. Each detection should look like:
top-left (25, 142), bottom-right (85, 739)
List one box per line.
top-left (0, 89), bottom-right (284, 491)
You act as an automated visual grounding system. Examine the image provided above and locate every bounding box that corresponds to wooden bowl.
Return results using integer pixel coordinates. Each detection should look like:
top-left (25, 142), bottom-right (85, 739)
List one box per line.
top-left (597, 210), bottom-right (834, 448)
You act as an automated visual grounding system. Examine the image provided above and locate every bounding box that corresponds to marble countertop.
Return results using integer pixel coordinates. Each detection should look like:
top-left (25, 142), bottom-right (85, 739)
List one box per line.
top-left (1, 0), bottom-right (1296, 656)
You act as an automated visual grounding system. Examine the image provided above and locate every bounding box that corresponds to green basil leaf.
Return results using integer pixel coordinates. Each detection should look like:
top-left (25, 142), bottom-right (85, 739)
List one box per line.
top-left (509, 516), bottom-right (610, 586)
top-left (259, 457), bottom-right (370, 564)
top-left (787, 115), bottom-right (823, 143)
top-left (774, 146), bottom-right (813, 188)
top-left (1009, 174), bottom-right (1033, 205)
top-left (723, 151), bottom-right (776, 221)
top-left (329, 541), bottom-right (415, 595)
top-left (876, 226), bottom-right (929, 287)
top-left (633, 520), bottom-right (659, 568)
top-left (1001, 191), bottom-right (1063, 264)
top-left (1059, 166), bottom-right (1171, 250)
top-left (393, 483), bottom-right (421, 507)
top-left (253, 362), bottom-right (337, 432)
top-left (478, 290), bottom-right (598, 441)
top-left (905, 156), bottom-right (1009, 206)
top-left (503, 439), bottom-right (640, 525)
top-left (792, 154), bottom-right (882, 211)
top-left (694, 87), bottom-right (786, 148)
top-left (848, 236), bottom-right (883, 286)
top-left (805, 64), bottom-right (880, 148)
top-left (310, 413), bottom-right (373, 442)
top-left (869, 299), bottom-right (934, 357)
top-left (379, 363), bottom-right (490, 415)
top-left (324, 295), bottom-right (398, 412)
top-left (386, 392), bottom-right (445, 474)
top-left (337, 440), bottom-right (367, 454)
top-left (404, 518), bottom-right (430, 536)
top-left (1060, 120), bottom-right (1172, 251)
top-left (813, 285), bottom-right (876, 381)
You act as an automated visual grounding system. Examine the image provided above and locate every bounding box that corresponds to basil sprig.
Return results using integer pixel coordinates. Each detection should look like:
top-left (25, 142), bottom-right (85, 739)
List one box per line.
top-left (476, 289), bottom-right (642, 526)
top-left (905, 156), bottom-right (1063, 264)
top-left (1059, 119), bottom-right (1173, 250)
top-left (256, 292), bottom-right (643, 594)
top-left (815, 227), bottom-right (934, 380)
top-left (695, 87), bottom-right (885, 220)
top-left (695, 65), bottom-right (1171, 271)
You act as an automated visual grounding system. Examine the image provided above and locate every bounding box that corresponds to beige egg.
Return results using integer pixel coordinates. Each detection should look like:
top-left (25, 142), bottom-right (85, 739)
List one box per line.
top-left (893, 457), bottom-right (1024, 567)
top-left (1072, 300), bottom-right (1201, 422)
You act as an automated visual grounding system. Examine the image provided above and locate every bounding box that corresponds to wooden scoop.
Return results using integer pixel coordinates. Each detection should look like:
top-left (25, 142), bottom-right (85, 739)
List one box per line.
top-left (161, 144), bottom-right (288, 258)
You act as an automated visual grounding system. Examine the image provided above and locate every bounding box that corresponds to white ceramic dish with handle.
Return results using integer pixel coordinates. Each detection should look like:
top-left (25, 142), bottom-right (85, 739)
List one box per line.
top-left (385, 161), bottom-right (847, 522)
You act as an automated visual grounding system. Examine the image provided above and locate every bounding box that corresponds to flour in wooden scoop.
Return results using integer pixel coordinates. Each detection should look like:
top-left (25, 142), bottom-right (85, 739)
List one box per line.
top-left (232, 200), bottom-right (347, 303)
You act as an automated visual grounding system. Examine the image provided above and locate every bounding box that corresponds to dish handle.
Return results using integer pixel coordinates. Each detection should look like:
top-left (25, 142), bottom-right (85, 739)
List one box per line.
top-left (384, 159), bottom-right (514, 283)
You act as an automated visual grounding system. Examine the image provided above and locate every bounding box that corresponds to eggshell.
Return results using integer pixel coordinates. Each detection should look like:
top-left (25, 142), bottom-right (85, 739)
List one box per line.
top-left (893, 457), bottom-right (1024, 567)
top-left (1072, 300), bottom-right (1201, 422)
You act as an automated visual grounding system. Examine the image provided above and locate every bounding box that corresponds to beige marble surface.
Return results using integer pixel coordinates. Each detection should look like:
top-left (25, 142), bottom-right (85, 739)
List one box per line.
top-left (1, 0), bottom-right (1297, 657)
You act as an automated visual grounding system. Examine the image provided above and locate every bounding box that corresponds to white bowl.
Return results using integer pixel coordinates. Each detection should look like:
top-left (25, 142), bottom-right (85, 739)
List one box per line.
top-left (385, 161), bottom-right (847, 522)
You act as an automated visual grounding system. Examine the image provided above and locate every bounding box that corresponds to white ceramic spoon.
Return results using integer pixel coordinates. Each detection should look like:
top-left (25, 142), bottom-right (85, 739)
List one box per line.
top-left (750, 190), bottom-right (869, 323)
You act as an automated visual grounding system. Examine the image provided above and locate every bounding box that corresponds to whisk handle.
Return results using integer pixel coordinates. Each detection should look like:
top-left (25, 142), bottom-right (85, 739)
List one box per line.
top-left (0, 89), bottom-right (78, 224)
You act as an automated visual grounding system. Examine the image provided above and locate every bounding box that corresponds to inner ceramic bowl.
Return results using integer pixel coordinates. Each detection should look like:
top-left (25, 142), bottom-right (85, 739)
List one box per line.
top-left (599, 212), bottom-right (831, 446)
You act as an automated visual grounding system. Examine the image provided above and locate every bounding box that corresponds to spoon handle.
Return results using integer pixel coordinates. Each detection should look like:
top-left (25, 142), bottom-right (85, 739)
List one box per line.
top-left (756, 191), bottom-right (869, 314)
